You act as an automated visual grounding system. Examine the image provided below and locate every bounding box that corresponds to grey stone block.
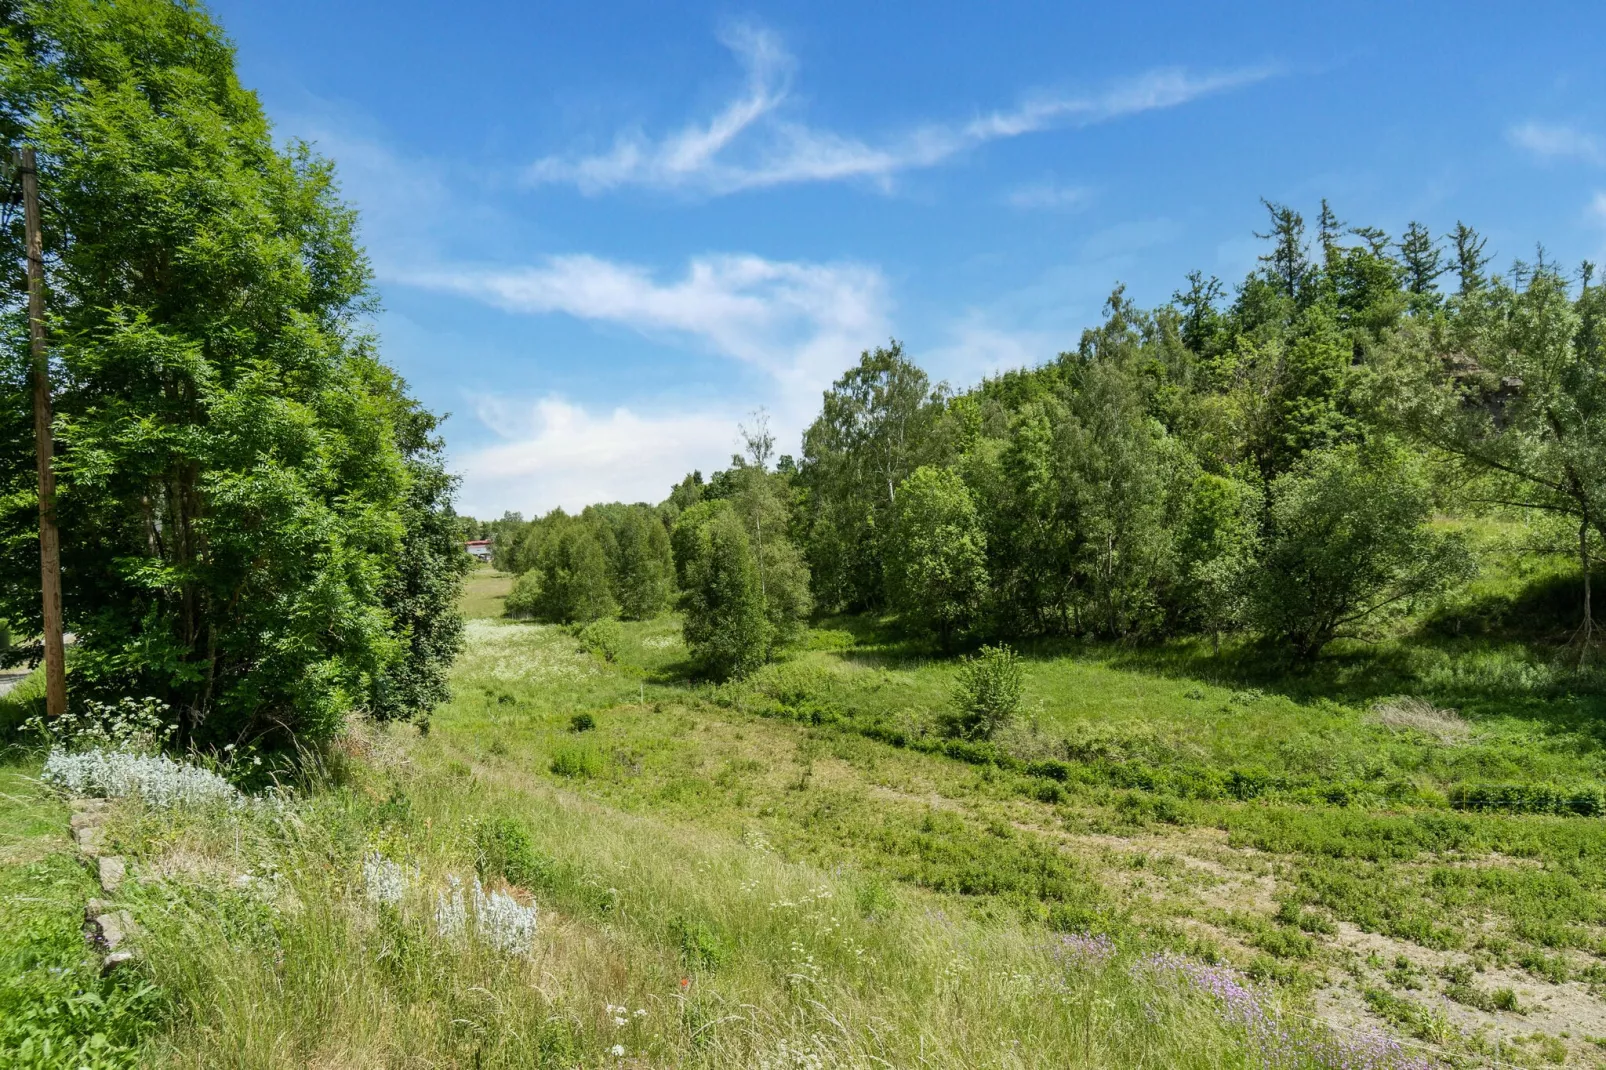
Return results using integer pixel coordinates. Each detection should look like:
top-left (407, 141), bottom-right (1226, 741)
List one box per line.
top-left (98, 855), bottom-right (126, 893)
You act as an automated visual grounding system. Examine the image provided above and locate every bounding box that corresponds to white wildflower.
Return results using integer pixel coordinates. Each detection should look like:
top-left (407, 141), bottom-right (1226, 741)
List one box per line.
top-left (610, 1044), bottom-right (626, 1058)
top-left (42, 746), bottom-right (238, 808)
top-left (435, 875), bottom-right (467, 937)
top-left (472, 877), bottom-right (538, 955)
top-left (362, 854), bottom-right (410, 907)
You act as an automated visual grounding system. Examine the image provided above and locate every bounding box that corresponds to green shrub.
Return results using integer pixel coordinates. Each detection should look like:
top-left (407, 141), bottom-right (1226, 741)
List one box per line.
top-left (505, 571), bottom-right (543, 618)
top-left (1449, 782), bottom-right (1606, 817)
top-left (470, 815), bottom-right (544, 887)
top-left (550, 747), bottom-right (602, 779)
top-left (673, 917), bottom-right (729, 971)
top-left (1249, 444), bottom-right (1474, 661)
top-left (577, 619), bottom-right (622, 663)
top-left (947, 644), bottom-right (1024, 740)
top-left (569, 712), bottom-right (596, 732)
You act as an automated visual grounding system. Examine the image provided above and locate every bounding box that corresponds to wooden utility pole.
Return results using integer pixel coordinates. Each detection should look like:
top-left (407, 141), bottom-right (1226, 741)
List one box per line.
top-left (19, 147), bottom-right (67, 718)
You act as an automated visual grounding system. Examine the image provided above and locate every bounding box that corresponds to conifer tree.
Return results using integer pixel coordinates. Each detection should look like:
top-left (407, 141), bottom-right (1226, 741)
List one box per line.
top-left (1398, 222), bottom-right (1446, 307)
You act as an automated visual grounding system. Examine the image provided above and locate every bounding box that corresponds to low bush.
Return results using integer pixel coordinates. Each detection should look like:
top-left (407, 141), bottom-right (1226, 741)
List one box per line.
top-left (504, 571), bottom-right (542, 618)
top-left (1448, 782), bottom-right (1606, 817)
top-left (549, 746), bottom-right (602, 779)
top-left (577, 619), bottom-right (623, 663)
top-left (471, 815), bottom-right (545, 888)
top-left (947, 645), bottom-right (1024, 740)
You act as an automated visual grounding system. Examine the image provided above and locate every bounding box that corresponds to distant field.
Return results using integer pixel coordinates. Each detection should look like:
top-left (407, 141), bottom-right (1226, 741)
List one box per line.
top-left (458, 566), bottom-right (514, 619)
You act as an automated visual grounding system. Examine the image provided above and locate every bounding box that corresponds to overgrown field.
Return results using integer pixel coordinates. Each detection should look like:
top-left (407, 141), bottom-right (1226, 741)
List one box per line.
top-left (3, 565), bottom-right (1606, 1067)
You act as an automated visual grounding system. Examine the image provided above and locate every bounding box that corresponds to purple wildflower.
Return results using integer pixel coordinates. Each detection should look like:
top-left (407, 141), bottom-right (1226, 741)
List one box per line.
top-left (1133, 951), bottom-right (1437, 1070)
top-left (1054, 932), bottom-right (1117, 972)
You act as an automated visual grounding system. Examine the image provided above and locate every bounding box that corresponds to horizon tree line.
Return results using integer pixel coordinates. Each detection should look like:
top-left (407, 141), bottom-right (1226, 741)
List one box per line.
top-left (472, 200), bottom-right (1606, 678)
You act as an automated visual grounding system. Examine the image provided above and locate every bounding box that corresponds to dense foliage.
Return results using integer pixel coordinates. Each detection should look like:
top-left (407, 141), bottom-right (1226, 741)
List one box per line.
top-left (0, 0), bottom-right (465, 743)
top-left (477, 208), bottom-right (1605, 676)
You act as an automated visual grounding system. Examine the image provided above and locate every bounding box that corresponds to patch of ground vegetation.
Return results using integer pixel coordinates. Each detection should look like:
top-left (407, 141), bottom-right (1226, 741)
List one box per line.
top-left (6, 535), bottom-right (1606, 1066)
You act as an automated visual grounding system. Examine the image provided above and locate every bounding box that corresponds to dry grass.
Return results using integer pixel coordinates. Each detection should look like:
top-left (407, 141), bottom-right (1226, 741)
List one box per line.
top-left (1371, 696), bottom-right (1471, 743)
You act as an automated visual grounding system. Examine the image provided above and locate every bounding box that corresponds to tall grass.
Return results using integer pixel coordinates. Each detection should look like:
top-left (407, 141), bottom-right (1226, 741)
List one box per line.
top-left (116, 735), bottom-right (1325, 1069)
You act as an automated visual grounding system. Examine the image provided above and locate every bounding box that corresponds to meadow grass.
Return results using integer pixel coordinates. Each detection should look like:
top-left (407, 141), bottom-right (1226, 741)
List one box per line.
top-left (6, 536), bottom-right (1606, 1066)
top-left (116, 730), bottom-right (1272, 1069)
top-left (459, 567), bottom-right (515, 620)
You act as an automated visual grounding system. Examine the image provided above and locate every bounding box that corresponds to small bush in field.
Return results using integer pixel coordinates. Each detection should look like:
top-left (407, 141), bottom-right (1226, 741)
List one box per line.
top-left (578, 619), bottom-right (622, 663)
top-left (504, 571), bottom-right (542, 618)
top-left (471, 815), bottom-right (543, 888)
top-left (550, 746), bottom-right (602, 779)
top-left (947, 645), bottom-right (1024, 740)
top-left (569, 711), bottom-right (596, 732)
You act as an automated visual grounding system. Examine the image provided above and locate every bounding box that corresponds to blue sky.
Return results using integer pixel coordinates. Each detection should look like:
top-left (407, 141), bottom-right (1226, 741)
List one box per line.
top-left (208, 0), bottom-right (1606, 518)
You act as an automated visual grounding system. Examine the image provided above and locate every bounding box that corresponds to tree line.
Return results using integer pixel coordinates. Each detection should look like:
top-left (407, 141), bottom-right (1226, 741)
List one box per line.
top-left (482, 198), bottom-right (1606, 677)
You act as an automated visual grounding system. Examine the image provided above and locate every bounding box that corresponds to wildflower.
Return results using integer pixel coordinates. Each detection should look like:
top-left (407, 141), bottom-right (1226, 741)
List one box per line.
top-left (435, 875), bottom-right (467, 937)
top-left (679, 977), bottom-right (690, 989)
top-left (610, 1044), bottom-right (626, 1058)
top-left (472, 878), bottom-right (538, 955)
top-left (1133, 951), bottom-right (1436, 1070)
top-left (1053, 932), bottom-right (1116, 971)
top-left (362, 854), bottom-right (410, 907)
top-left (42, 746), bottom-right (238, 808)
top-left (633, 1008), bottom-right (647, 1018)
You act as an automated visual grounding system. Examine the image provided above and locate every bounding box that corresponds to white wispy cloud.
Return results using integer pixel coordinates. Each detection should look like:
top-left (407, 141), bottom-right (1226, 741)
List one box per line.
top-left (1508, 121), bottom-right (1605, 166)
top-left (399, 251), bottom-right (888, 391)
top-left (528, 26), bottom-right (1278, 195)
top-left (1005, 181), bottom-right (1092, 211)
top-left (401, 248), bottom-right (893, 513)
top-left (455, 397), bottom-right (747, 515)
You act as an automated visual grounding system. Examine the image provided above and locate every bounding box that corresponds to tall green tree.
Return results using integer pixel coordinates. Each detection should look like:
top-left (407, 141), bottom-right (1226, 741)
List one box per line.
top-left (613, 505), bottom-right (674, 620)
top-left (1175, 472), bottom-right (1261, 650)
top-left (1255, 199), bottom-right (1312, 302)
top-left (1398, 221), bottom-right (1446, 308)
top-left (1379, 265), bottom-right (1606, 641)
top-left (886, 465), bottom-right (988, 649)
top-left (1056, 358), bottom-right (1180, 638)
top-left (734, 414), bottom-right (812, 647)
top-left (0, 0), bottom-right (462, 743)
top-left (1451, 223), bottom-right (1493, 294)
top-left (799, 341), bottom-right (942, 610)
top-left (671, 501), bottom-right (770, 679)
top-left (531, 519), bottom-right (617, 623)
top-left (1249, 445), bottom-right (1472, 661)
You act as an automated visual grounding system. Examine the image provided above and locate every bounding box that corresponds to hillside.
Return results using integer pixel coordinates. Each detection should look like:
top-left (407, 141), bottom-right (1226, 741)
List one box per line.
top-left (3, 563), bottom-right (1602, 1067)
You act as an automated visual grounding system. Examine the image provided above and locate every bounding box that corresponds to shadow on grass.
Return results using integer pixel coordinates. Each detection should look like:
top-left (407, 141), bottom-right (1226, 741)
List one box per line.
top-left (812, 585), bottom-right (1606, 742)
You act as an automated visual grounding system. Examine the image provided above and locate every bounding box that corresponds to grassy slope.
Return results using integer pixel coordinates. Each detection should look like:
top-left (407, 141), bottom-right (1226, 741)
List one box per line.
top-left (7, 530), bottom-right (1606, 1067)
top-left (428, 613), bottom-right (1606, 1066)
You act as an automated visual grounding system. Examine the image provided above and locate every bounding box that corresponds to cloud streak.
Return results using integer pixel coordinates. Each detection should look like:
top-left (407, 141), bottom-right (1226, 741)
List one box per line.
top-left (428, 248), bottom-right (891, 515)
top-left (455, 396), bottom-right (745, 515)
top-left (528, 26), bottom-right (1277, 195)
top-left (1509, 121), bottom-right (1605, 166)
top-left (400, 251), bottom-right (888, 392)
